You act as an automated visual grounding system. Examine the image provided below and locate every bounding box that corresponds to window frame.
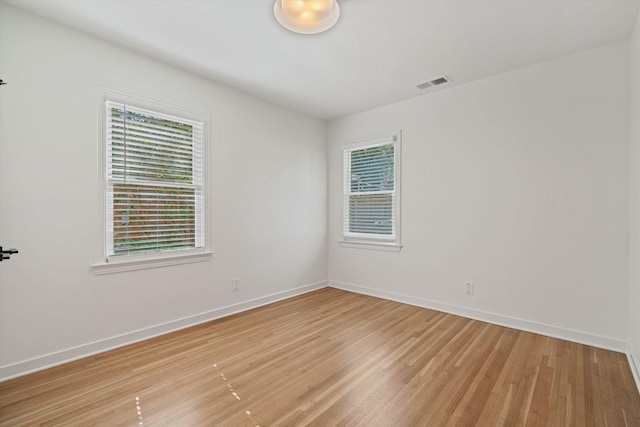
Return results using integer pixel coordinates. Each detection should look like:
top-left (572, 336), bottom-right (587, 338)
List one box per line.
top-left (340, 131), bottom-right (402, 252)
top-left (92, 89), bottom-right (212, 274)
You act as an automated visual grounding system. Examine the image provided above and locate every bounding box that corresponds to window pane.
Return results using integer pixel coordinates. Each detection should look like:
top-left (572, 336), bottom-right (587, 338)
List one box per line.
top-left (112, 183), bottom-right (196, 255)
top-left (348, 193), bottom-right (393, 235)
top-left (109, 107), bottom-right (195, 184)
top-left (350, 144), bottom-right (394, 192)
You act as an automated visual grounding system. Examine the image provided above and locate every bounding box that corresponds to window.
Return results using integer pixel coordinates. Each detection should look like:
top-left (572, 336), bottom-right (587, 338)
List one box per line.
top-left (103, 100), bottom-right (205, 264)
top-left (342, 131), bottom-right (401, 250)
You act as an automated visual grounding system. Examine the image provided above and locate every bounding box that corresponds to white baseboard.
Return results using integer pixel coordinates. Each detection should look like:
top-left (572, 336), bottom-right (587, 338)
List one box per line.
top-left (2, 280), bottom-right (631, 384)
top-left (0, 281), bottom-right (327, 382)
top-left (628, 343), bottom-right (640, 395)
top-left (329, 280), bottom-right (627, 353)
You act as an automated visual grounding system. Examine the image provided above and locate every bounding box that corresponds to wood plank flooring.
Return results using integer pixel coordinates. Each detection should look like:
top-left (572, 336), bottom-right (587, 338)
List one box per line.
top-left (1, 288), bottom-right (639, 426)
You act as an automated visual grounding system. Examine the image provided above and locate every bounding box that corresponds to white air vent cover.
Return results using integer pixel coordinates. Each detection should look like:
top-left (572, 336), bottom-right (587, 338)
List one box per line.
top-left (416, 75), bottom-right (452, 90)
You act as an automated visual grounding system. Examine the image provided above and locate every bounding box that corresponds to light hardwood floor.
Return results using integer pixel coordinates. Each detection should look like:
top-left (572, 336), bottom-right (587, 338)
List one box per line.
top-left (1, 288), bottom-right (639, 426)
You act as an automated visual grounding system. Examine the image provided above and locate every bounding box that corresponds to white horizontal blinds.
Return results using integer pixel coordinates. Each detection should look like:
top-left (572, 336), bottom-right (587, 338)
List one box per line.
top-left (344, 141), bottom-right (395, 239)
top-left (106, 101), bottom-right (204, 258)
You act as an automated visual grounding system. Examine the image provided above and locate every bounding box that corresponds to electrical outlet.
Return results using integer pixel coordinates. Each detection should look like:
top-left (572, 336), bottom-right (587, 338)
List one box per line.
top-left (232, 278), bottom-right (240, 292)
top-left (465, 282), bottom-right (474, 295)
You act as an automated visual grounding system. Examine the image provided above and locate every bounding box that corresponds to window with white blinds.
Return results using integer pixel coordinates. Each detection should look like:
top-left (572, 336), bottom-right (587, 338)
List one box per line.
top-left (105, 101), bottom-right (205, 260)
top-left (343, 133), bottom-right (401, 246)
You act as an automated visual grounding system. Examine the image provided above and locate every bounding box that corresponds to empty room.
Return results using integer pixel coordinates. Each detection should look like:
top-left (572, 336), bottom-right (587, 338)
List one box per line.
top-left (1, 0), bottom-right (640, 425)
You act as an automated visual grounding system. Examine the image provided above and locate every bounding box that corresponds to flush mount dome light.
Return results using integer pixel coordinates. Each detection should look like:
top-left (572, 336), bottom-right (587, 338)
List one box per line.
top-left (274, 0), bottom-right (340, 34)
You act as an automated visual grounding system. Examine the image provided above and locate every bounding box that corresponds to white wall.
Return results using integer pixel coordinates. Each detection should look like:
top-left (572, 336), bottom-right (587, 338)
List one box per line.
top-left (329, 42), bottom-right (631, 350)
top-left (629, 9), bottom-right (640, 387)
top-left (0, 5), bottom-right (327, 380)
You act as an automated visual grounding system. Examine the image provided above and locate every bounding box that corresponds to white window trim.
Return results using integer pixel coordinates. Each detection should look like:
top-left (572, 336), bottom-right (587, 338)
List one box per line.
top-left (93, 251), bottom-right (212, 275)
top-left (337, 239), bottom-right (403, 252)
top-left (340, 130), bottom-right (402, 251)
top-left (92, 87), bottom-right (212, 274)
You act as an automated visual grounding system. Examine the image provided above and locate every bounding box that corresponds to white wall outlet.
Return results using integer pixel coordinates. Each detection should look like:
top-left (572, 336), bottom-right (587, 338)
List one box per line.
top-left (232, 278), bottom-right (240, 292)
top-left (465, 282), bottom-right (474, 295)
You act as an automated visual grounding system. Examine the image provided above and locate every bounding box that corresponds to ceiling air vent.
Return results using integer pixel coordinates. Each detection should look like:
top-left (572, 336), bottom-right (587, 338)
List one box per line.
top-left (416, 75), bottom-right (452, 90)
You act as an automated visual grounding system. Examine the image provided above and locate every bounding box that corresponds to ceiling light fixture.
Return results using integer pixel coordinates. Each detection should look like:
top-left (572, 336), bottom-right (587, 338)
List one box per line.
top-left (274, 0), bottom-right (340, 34)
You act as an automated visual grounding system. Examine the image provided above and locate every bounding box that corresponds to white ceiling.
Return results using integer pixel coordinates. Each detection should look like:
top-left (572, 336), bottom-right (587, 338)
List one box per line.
top-left (5, 0), bottom-right (640, 120)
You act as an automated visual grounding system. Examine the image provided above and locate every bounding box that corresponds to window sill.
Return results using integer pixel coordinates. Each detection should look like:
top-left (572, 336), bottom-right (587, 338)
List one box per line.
top-left (338, 240), bottom-right (402, 252)
top-left (92, 251), bottom-right (213, 275)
